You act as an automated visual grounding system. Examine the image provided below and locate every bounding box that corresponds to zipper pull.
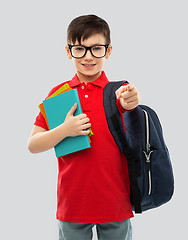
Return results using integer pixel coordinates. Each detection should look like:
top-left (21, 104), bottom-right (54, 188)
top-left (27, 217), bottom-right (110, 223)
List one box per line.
top-left (143, 150), bottom-right (153, 196)
top-left (143, 151), bottom-right (153, 171)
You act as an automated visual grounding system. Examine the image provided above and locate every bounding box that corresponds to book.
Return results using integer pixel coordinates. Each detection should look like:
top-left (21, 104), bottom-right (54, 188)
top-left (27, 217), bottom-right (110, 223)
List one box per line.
top-left (38, 83), bottom-right (72, 130)
top-left (47, 83), bottom-right (72, 99)
top-left (39, 83), bottom-right (93, 137)
top-left (42, 89), bottom-right (91, 157)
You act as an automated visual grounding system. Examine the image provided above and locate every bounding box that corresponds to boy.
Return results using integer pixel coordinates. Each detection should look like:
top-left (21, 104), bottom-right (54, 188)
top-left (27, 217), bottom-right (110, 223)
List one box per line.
top-left (28, 14), bottom-right (139, 240)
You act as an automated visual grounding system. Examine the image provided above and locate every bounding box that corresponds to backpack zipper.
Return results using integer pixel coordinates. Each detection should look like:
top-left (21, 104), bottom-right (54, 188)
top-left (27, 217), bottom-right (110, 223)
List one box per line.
top-left (143, 109), bottom-right (153, 195)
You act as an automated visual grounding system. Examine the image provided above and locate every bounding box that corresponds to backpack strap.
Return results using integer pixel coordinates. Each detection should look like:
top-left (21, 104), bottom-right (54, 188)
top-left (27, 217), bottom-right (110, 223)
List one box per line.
top-left (103, 81), bottom-right (142, 213)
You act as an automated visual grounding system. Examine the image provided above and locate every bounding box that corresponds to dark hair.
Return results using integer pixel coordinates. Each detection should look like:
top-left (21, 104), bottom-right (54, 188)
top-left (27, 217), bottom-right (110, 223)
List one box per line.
top-left (67, 14), bottom-right (111, 45)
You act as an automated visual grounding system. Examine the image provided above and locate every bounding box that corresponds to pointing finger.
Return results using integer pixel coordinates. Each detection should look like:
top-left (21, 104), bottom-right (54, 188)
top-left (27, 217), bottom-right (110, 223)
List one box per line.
top-left (127, 84), bottom-right (134, 91)
top-left (116, 85), bottom-right (128, 99)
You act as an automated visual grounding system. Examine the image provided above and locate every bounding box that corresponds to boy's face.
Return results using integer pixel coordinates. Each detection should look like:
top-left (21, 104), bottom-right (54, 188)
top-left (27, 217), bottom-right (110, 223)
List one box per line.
top-left (65, 33), bottom-right (112, 83)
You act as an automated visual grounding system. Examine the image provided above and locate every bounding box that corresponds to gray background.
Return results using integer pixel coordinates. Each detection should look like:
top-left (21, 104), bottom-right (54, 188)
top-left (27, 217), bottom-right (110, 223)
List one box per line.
top-left (1, 0), bottom-right (187, 239)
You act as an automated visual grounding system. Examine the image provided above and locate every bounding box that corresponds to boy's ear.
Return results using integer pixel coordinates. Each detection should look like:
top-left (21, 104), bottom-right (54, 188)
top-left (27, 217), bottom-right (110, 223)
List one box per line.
top-left (65, 45), bottom-right (72, 59)
top-left (105, 45), bottom-right (112, 59)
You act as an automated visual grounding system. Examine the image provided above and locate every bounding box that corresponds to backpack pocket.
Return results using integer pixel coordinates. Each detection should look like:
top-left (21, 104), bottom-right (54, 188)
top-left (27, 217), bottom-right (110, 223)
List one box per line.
top-left (150, 149), bottom-right (174, 206)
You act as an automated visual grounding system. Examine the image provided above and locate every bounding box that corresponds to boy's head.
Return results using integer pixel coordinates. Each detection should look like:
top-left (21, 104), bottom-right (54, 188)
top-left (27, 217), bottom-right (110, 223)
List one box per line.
top-left (67, 14), bottom-right (111, 45)
top-left (66, 15), bottom-right (112, 83)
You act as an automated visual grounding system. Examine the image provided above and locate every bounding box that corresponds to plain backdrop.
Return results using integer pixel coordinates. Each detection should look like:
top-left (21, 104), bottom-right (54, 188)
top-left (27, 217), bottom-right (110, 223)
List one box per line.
top-left (1, 0), bottom-right (187, 239)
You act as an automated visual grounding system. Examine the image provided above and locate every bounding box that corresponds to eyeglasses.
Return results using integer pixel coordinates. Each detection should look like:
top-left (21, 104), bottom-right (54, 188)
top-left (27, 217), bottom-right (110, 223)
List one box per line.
top-left (68, 44), bottom-right (109, 59)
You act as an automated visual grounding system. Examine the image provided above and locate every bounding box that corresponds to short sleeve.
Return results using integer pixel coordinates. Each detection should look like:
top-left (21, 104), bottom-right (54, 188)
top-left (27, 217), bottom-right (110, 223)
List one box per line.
top-left (34, 111), bottom-right (48, 130)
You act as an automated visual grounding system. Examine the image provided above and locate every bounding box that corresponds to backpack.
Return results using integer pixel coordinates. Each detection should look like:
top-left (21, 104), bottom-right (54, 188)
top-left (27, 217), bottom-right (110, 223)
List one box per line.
top-left (103, 81), bottom-right (174, 213)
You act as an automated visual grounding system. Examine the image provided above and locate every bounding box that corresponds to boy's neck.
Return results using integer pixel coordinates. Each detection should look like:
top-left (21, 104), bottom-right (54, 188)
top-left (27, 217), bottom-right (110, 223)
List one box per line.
top-left (77, 71), bottom-right (102, 84)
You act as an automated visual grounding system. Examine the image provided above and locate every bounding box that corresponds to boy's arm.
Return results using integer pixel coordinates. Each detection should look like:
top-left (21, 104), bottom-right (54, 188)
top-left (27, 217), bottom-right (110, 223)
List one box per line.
top-left (28, 103), bottom-right (91, 154)
top-left (116, 84), bottom-right (139, 111)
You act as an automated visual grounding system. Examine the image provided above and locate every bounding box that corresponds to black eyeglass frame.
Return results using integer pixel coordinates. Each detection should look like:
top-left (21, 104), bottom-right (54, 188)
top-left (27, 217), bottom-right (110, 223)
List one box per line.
top-left (68, 44), bottom-right (109, 59)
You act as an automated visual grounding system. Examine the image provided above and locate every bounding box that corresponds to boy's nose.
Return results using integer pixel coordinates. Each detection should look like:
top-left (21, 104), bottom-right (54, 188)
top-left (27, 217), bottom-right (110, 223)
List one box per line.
top-left (84, 49), bottom-right (93, 60)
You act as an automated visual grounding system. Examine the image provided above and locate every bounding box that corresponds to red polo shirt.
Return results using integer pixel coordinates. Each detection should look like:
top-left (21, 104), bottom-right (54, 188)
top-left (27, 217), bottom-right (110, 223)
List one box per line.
top-left (34, 71), bottom-right (134, 223)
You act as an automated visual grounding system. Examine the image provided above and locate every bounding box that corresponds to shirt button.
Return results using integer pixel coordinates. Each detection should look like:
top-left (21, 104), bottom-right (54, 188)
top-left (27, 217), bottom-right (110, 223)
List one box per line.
top-left (85, 95), bottom-right (88, 98)
top-left (81, 86), bottom-right (85, 89)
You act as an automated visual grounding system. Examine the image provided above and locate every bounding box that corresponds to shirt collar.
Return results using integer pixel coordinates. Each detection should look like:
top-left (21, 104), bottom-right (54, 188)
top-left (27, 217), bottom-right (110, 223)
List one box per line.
top-left (69, 71), bottom-right (109, 89)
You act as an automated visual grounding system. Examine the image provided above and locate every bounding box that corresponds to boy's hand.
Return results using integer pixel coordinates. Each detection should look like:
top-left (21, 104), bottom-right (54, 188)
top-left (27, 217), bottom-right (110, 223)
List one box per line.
top-left (115, 84), bottom-right (139, 111)
top-left (64, 103), bottom-right (91, 137)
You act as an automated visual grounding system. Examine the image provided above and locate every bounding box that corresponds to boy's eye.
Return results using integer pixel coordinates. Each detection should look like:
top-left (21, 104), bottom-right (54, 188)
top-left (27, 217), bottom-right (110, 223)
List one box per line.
top-left (74, 47), bottom-right (85, 51)
top-left (92, 46), bottom-right (102, 51)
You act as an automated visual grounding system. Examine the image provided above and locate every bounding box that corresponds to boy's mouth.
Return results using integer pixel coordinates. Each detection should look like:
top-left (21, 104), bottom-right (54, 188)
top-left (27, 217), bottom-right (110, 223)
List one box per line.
top-left (82, 64), bottom-right (96, 68)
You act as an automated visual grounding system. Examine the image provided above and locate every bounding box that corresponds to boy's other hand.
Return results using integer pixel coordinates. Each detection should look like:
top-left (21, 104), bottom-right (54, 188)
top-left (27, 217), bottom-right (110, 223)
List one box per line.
top-left (64, 103), bottom-right (91, 137)
top-left (115, 84), bottom-right (139, 111)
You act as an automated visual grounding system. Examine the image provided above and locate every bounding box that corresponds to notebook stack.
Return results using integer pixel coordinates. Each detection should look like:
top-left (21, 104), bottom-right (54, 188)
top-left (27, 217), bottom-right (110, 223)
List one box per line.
top-left (38, 83), bottom-right (93, 157)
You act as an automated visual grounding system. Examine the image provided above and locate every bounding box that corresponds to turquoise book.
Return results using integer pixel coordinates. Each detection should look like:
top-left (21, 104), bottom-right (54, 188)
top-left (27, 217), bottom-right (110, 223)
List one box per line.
top-left (43, 89), bottom-right (91, 157)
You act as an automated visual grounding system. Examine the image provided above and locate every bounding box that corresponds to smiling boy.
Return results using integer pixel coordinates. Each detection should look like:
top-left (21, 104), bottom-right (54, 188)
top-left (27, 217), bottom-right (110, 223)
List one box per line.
top-left (28, 14), bottom-right (139, 240)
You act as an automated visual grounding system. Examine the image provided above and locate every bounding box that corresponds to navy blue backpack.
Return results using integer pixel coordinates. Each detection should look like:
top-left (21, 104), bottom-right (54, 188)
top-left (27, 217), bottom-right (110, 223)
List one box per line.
top-left (103, 81), bottom-right (174, 213)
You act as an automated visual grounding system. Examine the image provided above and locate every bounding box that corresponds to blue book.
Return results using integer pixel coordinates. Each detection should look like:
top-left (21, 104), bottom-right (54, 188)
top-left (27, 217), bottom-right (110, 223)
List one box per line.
top-left (43, 89), bottom-right (91, 157)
